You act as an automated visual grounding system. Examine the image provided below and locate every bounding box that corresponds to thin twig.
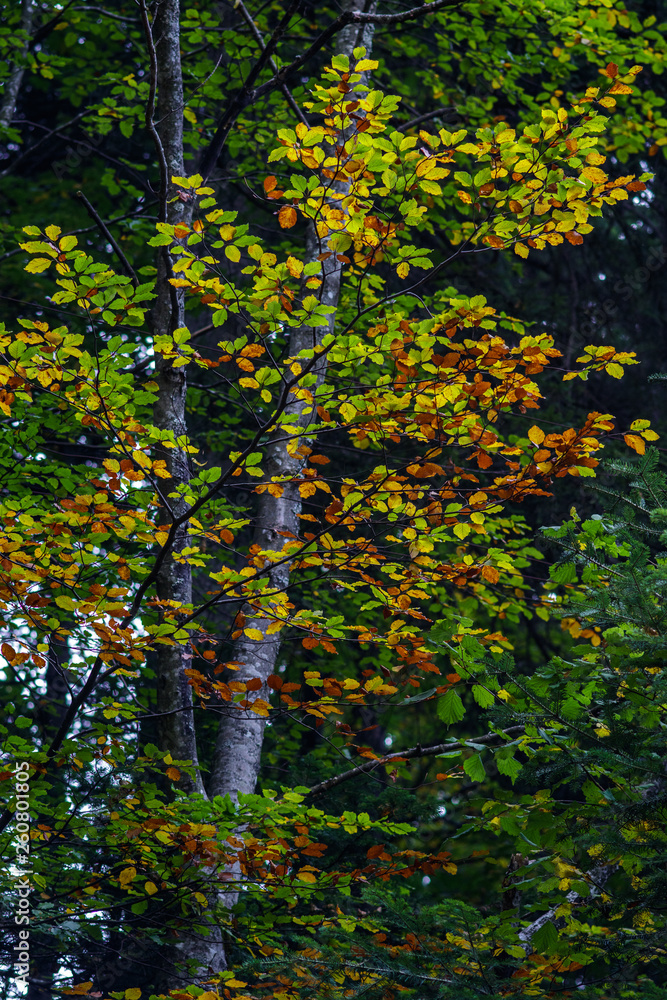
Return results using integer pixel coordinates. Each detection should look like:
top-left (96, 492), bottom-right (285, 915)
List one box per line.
top-left (76, 191), bottom-right (139, 287)
top-left (138, 0), bottom-right (169, 223)
top-left (199, 0), bottom-right (302, 179)
top-left (235, 0), bottom-right (308, 126)
top-left (395, 106), bottom-right (457, 132)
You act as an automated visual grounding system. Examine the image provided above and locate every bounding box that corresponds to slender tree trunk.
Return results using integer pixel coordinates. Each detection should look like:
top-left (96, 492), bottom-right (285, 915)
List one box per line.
top-left (0, 0), bottom-right (33, 131)
top-left (208, 2), bottom-right (378, 808)
top-left (27, 629), bottom-right (70, 1000)
top-left (122, 1), bottom-right (228, 987)
top-left (147, 0), bottom-right (206, 799)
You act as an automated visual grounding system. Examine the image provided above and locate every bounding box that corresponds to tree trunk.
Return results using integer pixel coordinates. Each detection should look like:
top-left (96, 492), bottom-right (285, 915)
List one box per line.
top-left (0, 0), bottom-right (33, 132)
top-left (208, 1), bottom-right (378, 810)
top-left (147, 0), bottom-right (205, 799)
top-left (27, 629), bottom-right (70, 1000)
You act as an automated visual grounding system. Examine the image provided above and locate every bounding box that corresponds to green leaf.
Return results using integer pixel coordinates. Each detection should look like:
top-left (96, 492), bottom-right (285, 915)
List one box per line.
top-left (472, 684), bottom-right (495, 708)
top-left (437, 688), bottom-right (465, 725)
top-left (463, 754), bottom-right (485, 782)
top-left (532, 920), bottom-right (559, 954)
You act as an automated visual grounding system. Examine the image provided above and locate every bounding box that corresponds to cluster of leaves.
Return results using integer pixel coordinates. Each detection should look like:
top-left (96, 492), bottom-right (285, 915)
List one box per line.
top-left (1, 1), bottom-right (667, 998)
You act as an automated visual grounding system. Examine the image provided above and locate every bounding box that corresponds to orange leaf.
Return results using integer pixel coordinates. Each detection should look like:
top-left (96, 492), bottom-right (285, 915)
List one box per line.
top-left (605, 62), bottom-right (618, 78)
top-left (166, 766), bottom-right (181, 781)
top-left (565, 231), bottom-right (583, 245)
top-left (481, 565), bottom-right (500, 584)
top-left (624, 433), bottom-right (645, 455)
top-left (263, 175), bottom-right (277, 193)
top-left (407, 462), bottom-right (444, 478)
top-left (278, 206), bottom-right (297, 229)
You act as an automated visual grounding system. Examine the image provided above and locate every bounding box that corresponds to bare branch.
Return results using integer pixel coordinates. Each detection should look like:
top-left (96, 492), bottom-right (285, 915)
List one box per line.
top-left (76, 191), bottom-right (139, 287)
top-left (235, 0), bottom-right (308, 126)
top-left (307, 726), bottom-right (525, 796)
top-left (199, 0), bottom-right (301, 179)
top-left (395, 105), bottom-right (457, 132)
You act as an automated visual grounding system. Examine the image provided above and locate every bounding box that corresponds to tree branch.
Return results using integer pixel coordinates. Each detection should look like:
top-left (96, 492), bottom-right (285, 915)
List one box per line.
top-left (234, 0), bottom-right (308, 126)
top-left (307, 726), bottom-right (525, 796)
top-left (199, 0), bottom-right (302, 179)
top-left (199, 0), bottom-right (466, 179)
top-left (396, 105), bottom-right (457, 132)
top-left (76, 191), bottom-right (139, 287)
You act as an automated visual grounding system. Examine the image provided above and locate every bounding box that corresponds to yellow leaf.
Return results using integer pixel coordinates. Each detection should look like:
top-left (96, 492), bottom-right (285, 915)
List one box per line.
top-left (581, 166), bottom-right (608, 184)
top-left (118, 866), bottom-right (137, 886)
top-left (397, 262), bottom-right (410, 279)
top-left (514, 242), bottom-right (529, 258)
top-left (125, 990), bottom-right (141, 1000)
top-left (286, 255), bottom-right (304, 277)
top-left (62, 984), bottom-right (93, 996)
top-left (296, 870), bottom-right (318, 883)
top-left (453, 523), bottom-right (470, 540)
top-left (45, 225), bottom-right (62, 241)
top-left (225, 982), bottom-right (248, 989)
top-left (249, 698), bottom-right (270, 716)
top-left (25, 258), bottom-right (53, 273)
top-left (244, 628), bottom-right (265, 641)
top-left (528, 425), bottom-right (545, 446)
top-left (144, 881), bottom-right (158, 895)
top-left (225, 245), bottom-right (241, 262)
top-left (605, 362), bottom-right (623, 379)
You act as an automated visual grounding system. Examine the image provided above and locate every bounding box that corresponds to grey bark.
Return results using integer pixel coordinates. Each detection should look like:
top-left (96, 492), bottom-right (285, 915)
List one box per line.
top-left (0, 0), bottom-right (33, 131)
top-left (27, 629), bottom-right (70, 1000)
top-left (517, 862), bottom-right (614, 954)
top-left (208, 1), bottom-right (378, 808)
top-left (147, 0), bottom-right (206, 799)
top-left (136, 0), bottom-right (228, 985)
